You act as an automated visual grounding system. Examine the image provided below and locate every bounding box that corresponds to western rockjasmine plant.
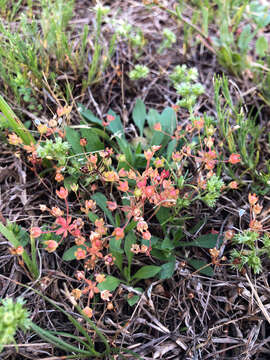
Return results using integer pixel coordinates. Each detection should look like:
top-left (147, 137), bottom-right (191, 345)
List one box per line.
top-left (158, 28), bottom-right (176, 53)
top-left (169, 64), bottom-right (204, 111)
top-left (0, 298), bottom-right (30, 352)
top-left (129, 64), bottom-right (150, 80)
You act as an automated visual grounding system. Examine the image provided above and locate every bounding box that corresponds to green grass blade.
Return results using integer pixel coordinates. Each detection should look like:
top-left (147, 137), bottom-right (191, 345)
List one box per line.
top-left (0, 95), bottom-right (35, 145)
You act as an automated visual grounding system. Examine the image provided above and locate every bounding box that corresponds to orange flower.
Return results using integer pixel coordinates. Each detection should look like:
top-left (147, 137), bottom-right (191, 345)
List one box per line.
top-left (74, 248), bottom-right (87, 260)
top-left (137, 220), bottom-right (148, 233)
top-left (228, 181), bottom-right (238, 189)
top-left (142, 230), bottom-right (151, 240)
top-left (82, 279), bottom-right (99, 298)
top-left (96, 274), bottom-right (106, 283)
top-left (228, 153), bottom-right (241, 164)
top-left (224, 230), bottom-right (235, 240)
top-left (15, 246), bottom-right (24, 255)
top-left (44, 240), bottom-right (58, 253)
top-left (106, 201), bottom-right (117, 211)
top-left (51, 207), bottom-right (64, 217)
top-left (248, 193), bottom-right (258, 206)
top-left (101, 290), bottom-right (112, 301)
top-left (130, 244), bottom-right (140, 254)
top-left (82, 306), bottom-right (93, 318)
top-left (154, 123), bottom-right (162, 131)
top-left (104, 254), bottom-right (115, 266)
top-left (113, 227), bottom-right (125, 240)
top-left (117, 181), bottom-right (129, 192)
top-left (30, 227), bottom-right (42, 238)
top-left (144, 149), bottom-right (153, 161)
top-left (80, 138), bottom-right (87, 147)
top-left (103, 171), bottom-right (119, 182)
top-left (71, 288), bottom-right (82, 300)
top-left (55, 173), bottom-right (64, 182)
top-left (8, 133), bottom-right (23, 146)
top-left (56, 187), bottom-right (68, 199)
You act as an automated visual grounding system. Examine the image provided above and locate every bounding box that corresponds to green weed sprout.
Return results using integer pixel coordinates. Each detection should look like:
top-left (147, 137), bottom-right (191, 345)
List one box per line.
top-left (129, 65), bottom-right (149, 80)
top-left (0, 298), bottom-right (30, 352)
top-left (202, 175), bottom-right (224, 208)
top-left (230, 230), bottom-right (268, 274)
top-left (169, 65), bottom-right (204, 111)
top-left (158, 28), bottom-right (176, 53)
top-left (37, 137), bottom-right (70, 166)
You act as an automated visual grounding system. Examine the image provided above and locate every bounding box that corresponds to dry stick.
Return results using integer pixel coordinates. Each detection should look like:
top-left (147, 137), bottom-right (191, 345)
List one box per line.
top-left (245, 273), bottom-right (270, 325)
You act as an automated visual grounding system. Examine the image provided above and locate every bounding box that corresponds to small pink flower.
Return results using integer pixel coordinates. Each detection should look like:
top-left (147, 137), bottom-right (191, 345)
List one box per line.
top-left (142, 231), bottom-right (151, 241)
top-left (113, 227), bottom-right (124, 240)
top-left (56, 187), bottom-right (68, 199)
top-left (30, 227), bottom-right (42, 238)
top-left (154, 123), bottom-right (162, 131)
top-left (74, 248), bottom-right (87, 260)
top-left (107, 201), bottom-right (117, 211)
top-left (228, 154), bottom-right (241, 164)
top-left (101, 290), bottom-right (112, 301)
top-left (117, 181), bottom-right (129, 192)
top-left (44, 240), bottom-right (58, 253)
top-left (82, 306), bottom-right (93, 318)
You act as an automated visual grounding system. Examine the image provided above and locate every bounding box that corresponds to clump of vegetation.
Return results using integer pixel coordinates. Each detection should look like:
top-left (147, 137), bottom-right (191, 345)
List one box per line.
top-left (0, 298), bottom-right (30, 352)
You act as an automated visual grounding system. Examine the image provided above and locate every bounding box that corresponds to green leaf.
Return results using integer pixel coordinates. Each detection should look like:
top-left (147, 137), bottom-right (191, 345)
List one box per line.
top-left (178, 233), bottom-right (222, 249)
top-left (78, 104), bottom-right (102, 127)
top-left (88, 211), bottom-right (99, 223)
top-left (256, 36), bottom-right (268, 57)
top-left (80, 128), bottom-right (104, 152)
top-left (133, 265), bottom-right (161, 280)
top-left (91, 192), bottom-right (115, 225)
top-left (132, 99), bottom-right (146, 137)
top-left (62, 243), bottom-right (90, 261)
top-left (109, 237), bottom-right (123, 253)
top-left (161, 237), bottom-right (174, 251)
top-left (159, 257), bottom-right (176, 279)
top-left (156, 207), bottom-right (171, 226)
top-left (187, 259), bottom-right (214, 276)
top-left (97, 276), bottom-right (121, 291)
top-left (64, 176), bottom-right (79, 190)
top-left (127, 294), bottom-right (140, 306)
top-left (167, 139), bottom-right (177, 160)
top-left (237, 24), bottom-right (254, 53)
top-left (160, 107), bottom-right (176, 135)
top-left (65, 127), bottom-right (83, 155)
top-left (124, 232), bottom-right (136, 266)
top-left (107, 109), bottom-right (124, 135)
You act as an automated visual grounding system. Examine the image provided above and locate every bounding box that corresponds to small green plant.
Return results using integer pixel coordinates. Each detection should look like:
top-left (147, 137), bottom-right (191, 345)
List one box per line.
top-left (0, 95), bottom-right (35, 145)
top-left (158, 28), bottom-right (176, 54)
top-left (169, 64), bottom-right (204, 111)
top-left (113, 18), bottom-right (146, 58)
top-left (5, 94), bottom-right (243, 309)
top-left (129, 64), bottom-right (150, 80)
top-left (230, 193), bottom-right (269, 274)
top-left (0, 221), bottom-right (39, 280)
top-left (37, 137), bottom-right (70, 166)
top-left (0, 298), bottom-right (30, 352)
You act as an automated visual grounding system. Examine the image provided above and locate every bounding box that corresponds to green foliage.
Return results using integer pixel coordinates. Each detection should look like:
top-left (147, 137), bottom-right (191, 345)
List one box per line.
top-left (231, 231), bottom-right (270, 274)
top-left (202, 175), bottom-right (224, 208)
top-left (158, 28), bottom-right (176, 54)
top-left (169, 65), bottom-right (204, 110)
top-left (0, 298), bottom-right (30, 352)
top-left (0, 221), bottom-right (39, 279)
top-left (0, 95), bottom-right (35, 145)
top-left (37, 137), bottom-right (70, 166)
top-left (129, 65), bottom-right (150, 80)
